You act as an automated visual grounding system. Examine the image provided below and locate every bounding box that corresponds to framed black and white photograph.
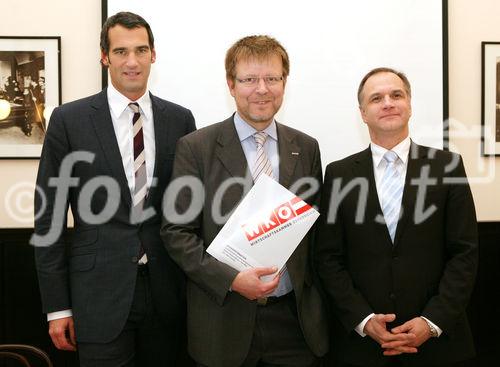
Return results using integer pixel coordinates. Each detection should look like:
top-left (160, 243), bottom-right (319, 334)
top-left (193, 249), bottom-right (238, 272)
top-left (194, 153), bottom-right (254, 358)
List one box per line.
top-left (0, 36), bottom-right (60, 158)
top-left (481, 41), bottom-right (500, 156)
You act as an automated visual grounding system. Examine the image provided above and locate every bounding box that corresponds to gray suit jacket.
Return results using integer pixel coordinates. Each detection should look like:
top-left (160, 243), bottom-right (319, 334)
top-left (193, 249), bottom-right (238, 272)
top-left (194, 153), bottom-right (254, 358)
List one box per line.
top-left (161, 116), bottom-right (329, 367)
top-left (33, 89), bottom-right (196, 343)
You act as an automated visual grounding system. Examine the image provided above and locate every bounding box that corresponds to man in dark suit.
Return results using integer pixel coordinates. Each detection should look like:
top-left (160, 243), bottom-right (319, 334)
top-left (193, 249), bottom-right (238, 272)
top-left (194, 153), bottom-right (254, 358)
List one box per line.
top-left (32, 12), bottom-right (195, 366)
top-left (315, 67), bottom-right (478, 367)
top-left (161, 35), bottom-right (328, 367)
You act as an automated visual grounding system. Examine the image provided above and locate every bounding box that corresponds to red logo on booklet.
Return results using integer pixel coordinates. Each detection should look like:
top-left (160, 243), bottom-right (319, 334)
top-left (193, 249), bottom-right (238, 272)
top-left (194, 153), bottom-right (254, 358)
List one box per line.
top-left (241, 196), bottom-right (312, 241)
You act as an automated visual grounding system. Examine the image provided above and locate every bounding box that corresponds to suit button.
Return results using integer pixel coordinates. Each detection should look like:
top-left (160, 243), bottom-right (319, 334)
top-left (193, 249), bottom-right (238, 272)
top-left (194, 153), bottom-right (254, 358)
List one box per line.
top-left (390, 293), bottom-right (396, 300)
top-left (131, 256), bottom-right (138, 263)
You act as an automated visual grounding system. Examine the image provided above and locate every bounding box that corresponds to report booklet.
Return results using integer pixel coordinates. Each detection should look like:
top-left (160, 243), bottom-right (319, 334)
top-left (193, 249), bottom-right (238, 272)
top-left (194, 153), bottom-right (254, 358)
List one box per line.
top-left (206, 174), bottom-right (319, 282)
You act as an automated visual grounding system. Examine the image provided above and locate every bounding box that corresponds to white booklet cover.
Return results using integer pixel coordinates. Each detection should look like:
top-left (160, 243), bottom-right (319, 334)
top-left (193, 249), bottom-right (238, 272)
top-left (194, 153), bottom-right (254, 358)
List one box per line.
top-left (206, 174), bottom-right (319, 281)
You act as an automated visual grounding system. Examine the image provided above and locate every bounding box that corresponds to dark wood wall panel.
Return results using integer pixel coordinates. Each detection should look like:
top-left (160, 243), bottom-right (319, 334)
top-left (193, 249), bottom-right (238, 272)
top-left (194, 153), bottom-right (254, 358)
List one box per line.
top-left (1, 224), bottom-right (499, 366)
top-left (468, 222), bottom-right (500, 366)
top-left (0, 229), bottom-right (77, 367)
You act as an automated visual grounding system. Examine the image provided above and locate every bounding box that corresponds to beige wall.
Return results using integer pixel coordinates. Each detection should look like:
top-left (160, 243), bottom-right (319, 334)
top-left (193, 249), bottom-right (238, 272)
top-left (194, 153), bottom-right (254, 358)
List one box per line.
top-left (448, 0), bottom-right (500, 221)
top-left (0, 0), bottom-right (498, 227)
top-left (0, 0), bottom-right (101, 228)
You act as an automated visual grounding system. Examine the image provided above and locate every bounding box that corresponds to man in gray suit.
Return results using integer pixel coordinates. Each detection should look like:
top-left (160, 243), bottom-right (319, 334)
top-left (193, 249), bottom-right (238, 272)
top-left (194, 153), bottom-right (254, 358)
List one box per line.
top-left (161, 35), bottom-right (328, 367)
top-left (33, 12), bottom-right (195, 366)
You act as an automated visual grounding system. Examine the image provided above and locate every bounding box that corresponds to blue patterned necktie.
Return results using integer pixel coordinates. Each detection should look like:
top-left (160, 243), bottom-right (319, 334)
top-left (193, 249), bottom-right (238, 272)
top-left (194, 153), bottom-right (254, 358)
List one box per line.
top-left (379, 150), bottom-right (404, 243)
top-left (252, 131), bottom-right (274, 181)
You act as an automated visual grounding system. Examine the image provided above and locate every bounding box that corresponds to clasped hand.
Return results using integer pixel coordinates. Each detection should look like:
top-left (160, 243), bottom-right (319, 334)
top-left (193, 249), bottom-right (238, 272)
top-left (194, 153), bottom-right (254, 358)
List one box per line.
top-left (364, 314), bottom-right (432, 356)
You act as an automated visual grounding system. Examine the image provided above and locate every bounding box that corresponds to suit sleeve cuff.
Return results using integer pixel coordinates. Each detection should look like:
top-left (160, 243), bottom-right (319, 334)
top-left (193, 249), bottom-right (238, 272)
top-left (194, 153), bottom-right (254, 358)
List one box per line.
top-left (421, 316), bottom-right (443, 337)
top-left (47, 309), bottom-right (73, 321)
top-left (355, 313), bottom-right (375, 337)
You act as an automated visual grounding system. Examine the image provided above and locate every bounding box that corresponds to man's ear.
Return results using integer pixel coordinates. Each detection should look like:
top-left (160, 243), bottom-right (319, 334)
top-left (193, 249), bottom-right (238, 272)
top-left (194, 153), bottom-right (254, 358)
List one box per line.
top-left (227, 78), bottom-right (236, 98)
top-left (359, 105), bottom-right (367, 123)
top-left (100, 50), bottom-right (109, 67)
top-left (151, 49), bottom-right (156, 63)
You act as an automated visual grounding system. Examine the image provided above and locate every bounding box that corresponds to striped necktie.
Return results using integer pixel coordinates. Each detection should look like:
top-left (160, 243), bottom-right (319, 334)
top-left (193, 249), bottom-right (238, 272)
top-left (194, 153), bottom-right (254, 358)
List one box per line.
top-left (129, 102), bottom-right (147, 261)
top-left (379, 150), bottom-right (404, 243)
top-left (252, 131), bottom-right (273, 181)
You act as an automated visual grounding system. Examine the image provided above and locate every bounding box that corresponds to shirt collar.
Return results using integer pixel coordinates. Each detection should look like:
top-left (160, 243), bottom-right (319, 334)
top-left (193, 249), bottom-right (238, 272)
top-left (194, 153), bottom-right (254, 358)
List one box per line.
top-left (371, 136), bottom-right (411, 168)
top-left (233, 112), bottom-right (278, 142)
top-left (107, 82), bottom-right (152, 121)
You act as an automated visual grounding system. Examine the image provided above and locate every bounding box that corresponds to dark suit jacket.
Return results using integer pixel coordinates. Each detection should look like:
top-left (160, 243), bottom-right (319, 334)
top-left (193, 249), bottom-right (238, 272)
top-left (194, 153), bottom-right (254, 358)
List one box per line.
top-left (315, 143), bottom-right (478, 367)
top-left (161, 116), bottom-right (329, 367)
top-left (33, 89), bottom-right (196, 343)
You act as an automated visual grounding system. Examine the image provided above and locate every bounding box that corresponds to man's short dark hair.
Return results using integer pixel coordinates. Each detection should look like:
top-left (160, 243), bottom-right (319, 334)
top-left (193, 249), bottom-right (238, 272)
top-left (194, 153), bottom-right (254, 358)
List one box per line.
top-left (100, 11), bottom-right (154, 55)
top-left (357, 67), bottom-right (411, 105)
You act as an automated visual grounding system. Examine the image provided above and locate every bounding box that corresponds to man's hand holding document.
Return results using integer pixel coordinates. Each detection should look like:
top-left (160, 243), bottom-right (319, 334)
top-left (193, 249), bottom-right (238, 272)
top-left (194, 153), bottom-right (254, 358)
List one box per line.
top-left (207, 174), bottom-right (319, 283)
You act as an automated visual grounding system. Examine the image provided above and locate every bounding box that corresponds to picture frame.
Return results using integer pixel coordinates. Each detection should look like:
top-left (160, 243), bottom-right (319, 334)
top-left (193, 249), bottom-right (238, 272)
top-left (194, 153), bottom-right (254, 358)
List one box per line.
top-left (481, 41), bottom-right (500, 156)
top-left (0, 36), bottom-right (61, 158)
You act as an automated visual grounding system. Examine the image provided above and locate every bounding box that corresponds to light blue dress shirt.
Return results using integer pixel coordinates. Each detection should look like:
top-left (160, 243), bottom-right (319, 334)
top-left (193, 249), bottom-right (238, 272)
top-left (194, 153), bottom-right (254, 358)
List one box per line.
top-left (233, 112), bottom-right (293, 297)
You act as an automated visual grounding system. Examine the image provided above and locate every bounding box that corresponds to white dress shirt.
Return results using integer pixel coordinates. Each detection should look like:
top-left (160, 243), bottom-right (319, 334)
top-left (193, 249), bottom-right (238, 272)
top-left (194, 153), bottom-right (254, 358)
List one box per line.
top-left (107, 82), bottom-right (156, 193)
top-left (47, 85), bottom-right (155, 322)
top-left (354, 137), bottom-right (442, 337)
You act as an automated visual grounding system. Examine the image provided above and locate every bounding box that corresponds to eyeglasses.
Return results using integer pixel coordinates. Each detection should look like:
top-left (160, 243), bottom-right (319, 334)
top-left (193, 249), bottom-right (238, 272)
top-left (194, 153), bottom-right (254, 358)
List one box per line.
top-left (235, 76), bottom-right (284, 87)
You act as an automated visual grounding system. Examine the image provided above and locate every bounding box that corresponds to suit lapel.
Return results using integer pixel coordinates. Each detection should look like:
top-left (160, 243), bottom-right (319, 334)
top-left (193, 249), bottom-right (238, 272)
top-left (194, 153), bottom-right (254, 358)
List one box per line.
top-left (144, 94), bottom-right (167, 207)
top-left (215, 117), bottom-right (249, 178)
top-left (89, 90), bottom-right (132, 208)
top-left (215, 118), bottom-right (301, 185)
top-left (393, 142), bottom-right (428, 247)
top-left (277, 124), bottom-right (309, 292)
top-left (276, 123), bottom-right (300, 188)
top-left (352, 143), bottom-right (431, 247)
top-left (352, 146), bottom-right (387, 233)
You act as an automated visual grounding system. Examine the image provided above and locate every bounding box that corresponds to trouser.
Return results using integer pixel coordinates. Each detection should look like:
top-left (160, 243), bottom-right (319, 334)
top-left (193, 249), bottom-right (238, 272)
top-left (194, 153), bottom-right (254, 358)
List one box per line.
top-left (78, 265), bottom-right (182, 367)
top-left (198, 292), bottom-right (319, 367)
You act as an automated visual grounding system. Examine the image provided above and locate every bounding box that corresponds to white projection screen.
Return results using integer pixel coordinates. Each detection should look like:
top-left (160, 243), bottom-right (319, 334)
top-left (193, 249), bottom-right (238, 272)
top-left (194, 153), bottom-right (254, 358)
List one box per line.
top-left (104, 0), bottom-right (447, 166)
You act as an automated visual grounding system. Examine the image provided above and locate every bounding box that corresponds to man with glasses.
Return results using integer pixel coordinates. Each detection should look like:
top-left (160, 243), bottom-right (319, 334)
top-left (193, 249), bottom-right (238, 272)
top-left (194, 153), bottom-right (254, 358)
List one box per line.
top-left (162, 35), bottom-right (328, 367)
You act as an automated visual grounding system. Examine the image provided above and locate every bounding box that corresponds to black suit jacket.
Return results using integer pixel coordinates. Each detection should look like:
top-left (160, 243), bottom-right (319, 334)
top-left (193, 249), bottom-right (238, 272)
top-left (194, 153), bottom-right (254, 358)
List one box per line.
top-left (161, 116), bottom-right (329, 367)
top-left (315, 143), bottom-right (478, 367)
top-left (33, 89), bottom-right (196, 343)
